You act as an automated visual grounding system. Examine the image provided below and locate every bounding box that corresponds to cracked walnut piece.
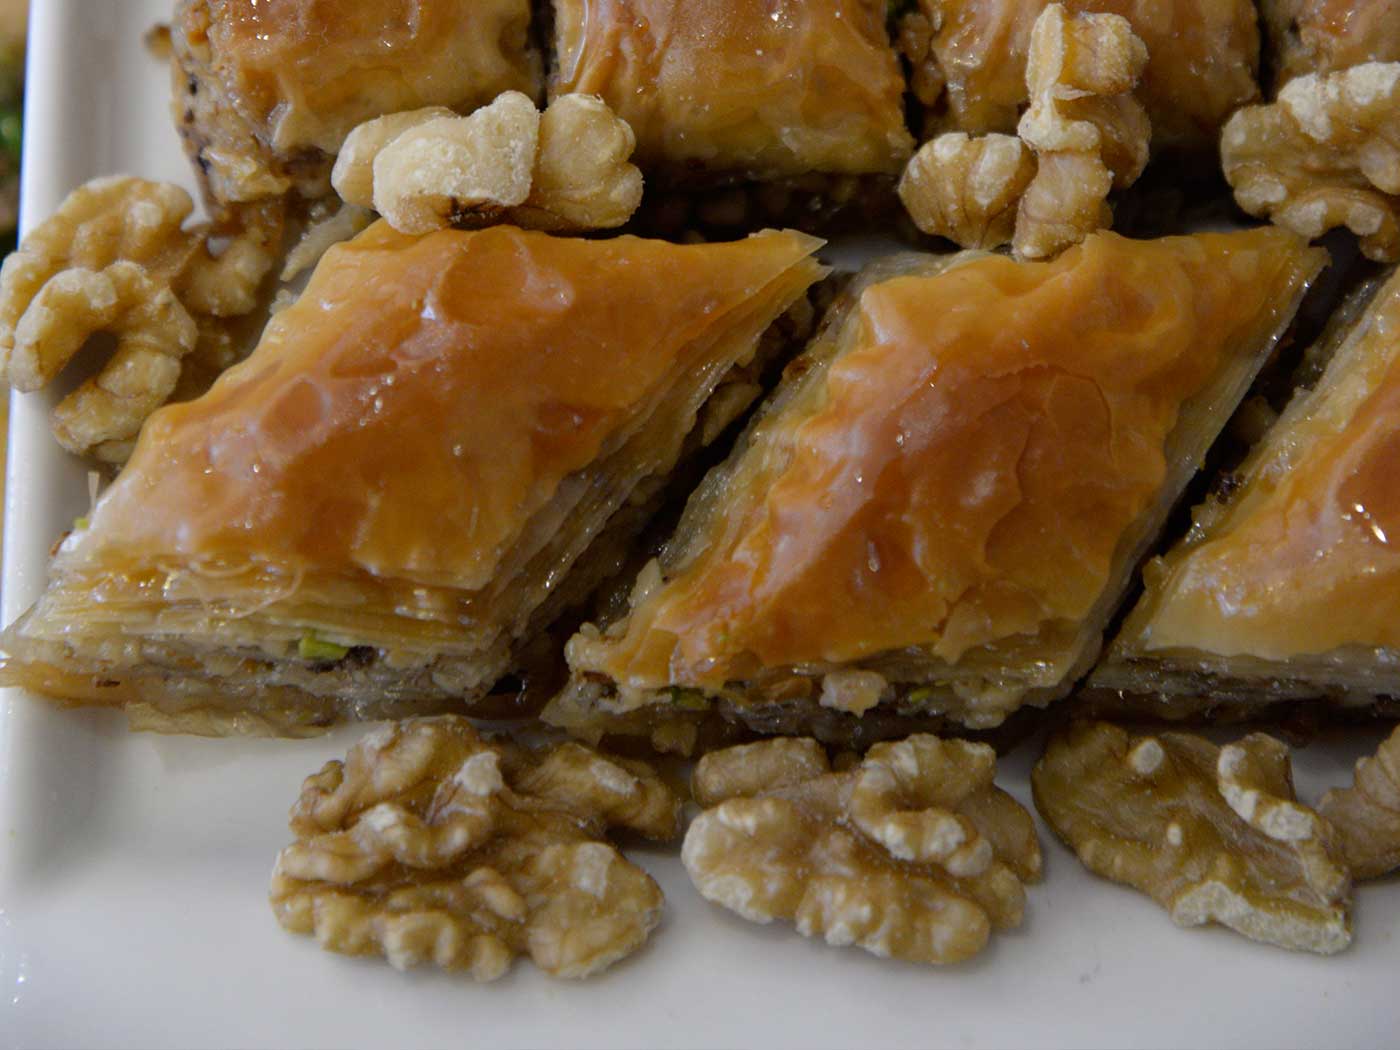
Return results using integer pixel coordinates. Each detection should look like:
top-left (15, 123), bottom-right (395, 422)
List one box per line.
top-left (898, 6), bottom-right (1150, 257)
top-left (1223, 62), bottom-right (1400, 262)
top-left (270, 716), bottom-right (681, 980)
top-left (1318, 725), bottom-right (1400, 881)
top-left (683, 735), bottom-right (1041, 965)
top-left (333, 92), bottom-right (643, 235)
top-left (0, 176), bottom-right (275, 460)
top-left (1012, 4), bottom-right (1149, 260)
top-left (898, 133), bottom-right (1036, 249)
top-left (1033, 722), bottom-right (1352, 954)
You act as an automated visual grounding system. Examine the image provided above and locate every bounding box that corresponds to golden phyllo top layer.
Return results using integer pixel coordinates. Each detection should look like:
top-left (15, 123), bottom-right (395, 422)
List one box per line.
top-left (66, 222), bottom-right (823, 591)
top-left (580, 228), bottom-right (1319, 691)
top-left (182, 0), bottom-right (540, 154)
top-left (551, 0), bottom-right (913, 177)
top-left (1130, 271), bottom-right (1400, 660)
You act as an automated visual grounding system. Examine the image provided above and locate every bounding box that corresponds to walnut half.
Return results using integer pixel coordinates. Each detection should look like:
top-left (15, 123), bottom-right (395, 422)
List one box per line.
top-left (682, 735), bottom-right (1041, 965)
top-left (896, 4), bottom-right (1150, 258)
top-left (270, 716), bottom-right (681, 980)
top-left (0, 176), bottom-right (276, 460)
top-left (1222, 62), bottom-right (1400, 262)
top-left (1032, 722), bottom-right (1352, 955)
top-left (333, 92), bottom-right (644, 236)
top-left (1318, 725), bottom-right (1400, 881)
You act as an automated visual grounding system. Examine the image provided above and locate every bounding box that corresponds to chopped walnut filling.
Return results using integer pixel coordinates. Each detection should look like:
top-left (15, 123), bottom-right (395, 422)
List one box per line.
top-left (1222, 62), bottom-right (1400, 262)
top-left (333, 92), bottom-right (643, 236)
top-left (1319, 725), bottom-right (1400, 881)
top-left (683, 735), bottom-right (1040, 965)
top-left (1033, 722), bottom-right (1352, 954)
top-left (897, 5), bottom-right (1149, 257)
top-left (0, 176), bottom-right (276, 460)
top-left (270, 716), bottom-right (681, 980)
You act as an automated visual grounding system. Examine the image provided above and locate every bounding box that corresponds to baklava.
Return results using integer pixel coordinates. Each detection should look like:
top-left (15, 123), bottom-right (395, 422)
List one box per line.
top-left (0, 222), bottom-right (824, 734)
top-left (172, 0), bottom-right (541, 215)
top-left (1262, 0), bottom-right (1400, 90)
top-left (548, 228), bottom-right (1324, 748)
top-left (549, 0), bottom-right (914, 182)
top-left (1092, 267), bottom-right (1400, 719)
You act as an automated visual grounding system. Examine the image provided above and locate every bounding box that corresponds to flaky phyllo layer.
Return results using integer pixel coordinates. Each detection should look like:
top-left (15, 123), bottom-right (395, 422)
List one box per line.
top-left (0, 223), bottom-right (825, 734)
top-left (1094, 266), bottom-right (1400, 716)
top-left (550, 229), bottom-right (1324, 746)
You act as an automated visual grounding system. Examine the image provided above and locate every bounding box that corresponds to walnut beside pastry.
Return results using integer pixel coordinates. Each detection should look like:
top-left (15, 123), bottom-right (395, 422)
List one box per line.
top-left (0, 176), bottom-right (277, 461)
top-left (683, 735), bottom-right (1040, 965)
top-left (1033, 722), bottom-right (1352, 955)
top-left (898, 3), bottom-right (1151, 259)
top-left (271, 716), bottom-right (680, 979)
top-left (333, 92), bottom-right (644, 235)
top-left (1222, 62), bottom-right (1400, 262)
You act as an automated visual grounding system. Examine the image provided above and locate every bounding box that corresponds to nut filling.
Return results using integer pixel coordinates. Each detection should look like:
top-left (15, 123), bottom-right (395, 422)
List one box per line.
top-left (270, 716), bottom-right (681, 980)
top-left (1319, 725), bottom-right (1400, 881)
top-left (1032, 722), bottom-right (1352, 954)
top-left (682, 735), bottom-right (1041, 965)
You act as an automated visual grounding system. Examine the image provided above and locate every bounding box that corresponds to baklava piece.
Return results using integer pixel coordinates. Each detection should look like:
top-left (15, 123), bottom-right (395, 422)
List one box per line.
top-left (0, 223), bottom-right (824, 734)
top-left (1262, 0), bottom-right (1400, 90)
top-left (548, 229), bottom-right (1324, 749)
top-left (171, 0), bottom-right (540, 217)
top-left (896, 0), bottom-right (1260, 150)
top-left (550, 0), bottom-right (913, 227)
top-left (1094, 267), bottom-right (1400, 719)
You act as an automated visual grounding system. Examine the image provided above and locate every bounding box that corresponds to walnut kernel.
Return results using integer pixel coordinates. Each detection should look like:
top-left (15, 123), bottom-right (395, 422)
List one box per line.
top-left (1033, 722), bottom-right (1352, 954)
top-left (1222, 62), bottom-right (1400, 262)
top-left (271, 716), bottom-right (680, 980)
top-left (1013, 4), bottom-right (1150, 259)
top-left (683, 735), bottom-right (1040, 965)
top-left (1318, 725), bottom-right (1400, 881)
top-left (334, 92), bottom-right (644, 236)
top-left (897, 133), bottom-right (1036, 249)
top-left (0, 176), bottom-right (274, 459)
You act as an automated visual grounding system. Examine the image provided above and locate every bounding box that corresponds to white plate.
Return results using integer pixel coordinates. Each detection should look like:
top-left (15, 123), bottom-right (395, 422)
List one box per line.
top-left (2, 3), bottom-right (1398, 1047)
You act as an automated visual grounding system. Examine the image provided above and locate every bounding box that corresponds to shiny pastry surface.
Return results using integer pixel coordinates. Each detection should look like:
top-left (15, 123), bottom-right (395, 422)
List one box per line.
top-left (574, 228), bottom-right (1319, 693)
top-left (67, 222), bottom-right (823, 592)
top-left (1122, 270), bottom-right (1400, 661)
top-left (551, 0), bottom-right (913, 178)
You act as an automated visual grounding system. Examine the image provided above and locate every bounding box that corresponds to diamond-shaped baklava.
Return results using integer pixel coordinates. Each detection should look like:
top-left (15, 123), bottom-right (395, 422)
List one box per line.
top-left (548, 229), bottom-right (1324, 747)
top-left (0, 222), bottom-right (824, 734)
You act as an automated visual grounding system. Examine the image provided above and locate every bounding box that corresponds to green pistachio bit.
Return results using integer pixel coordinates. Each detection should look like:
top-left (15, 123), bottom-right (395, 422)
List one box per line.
top-left (0, 112), bottom-right (21, 160)
top-left (666, 686), bottom-right (710, 711)
top-left (298, 634), bottom-right (349, 662)
top-left (72, 517), bottom-right (89, 531)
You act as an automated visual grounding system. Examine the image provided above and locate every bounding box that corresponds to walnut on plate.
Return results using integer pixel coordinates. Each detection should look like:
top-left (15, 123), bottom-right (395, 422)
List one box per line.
top-left (270, 716), bottom-right (681, 980)
top-left (682, 735), bottom-right (1041, 965)
top-left (1032, 722), bottom-right (1352, 954)
top-left (1222, 62), bottom-right (1400, 262)
top-left (897, 5), bottom-right (1149, 258)
top-left (1318, 725), bottom-right (1400, 880)
top-left (333, 91), bottom-right (643, 236)
top-left (0, 176), bottom-right (277, 460)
